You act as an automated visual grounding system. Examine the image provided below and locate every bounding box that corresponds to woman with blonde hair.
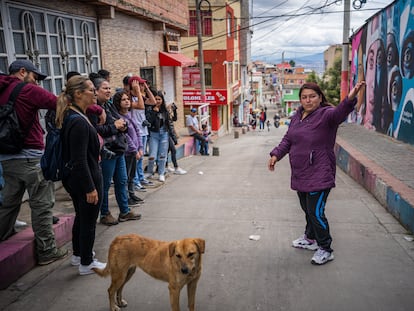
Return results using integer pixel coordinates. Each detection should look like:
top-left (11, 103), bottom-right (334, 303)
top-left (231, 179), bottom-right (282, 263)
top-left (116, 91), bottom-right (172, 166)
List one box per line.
top-left (56, 75), bottom-right (106, 275)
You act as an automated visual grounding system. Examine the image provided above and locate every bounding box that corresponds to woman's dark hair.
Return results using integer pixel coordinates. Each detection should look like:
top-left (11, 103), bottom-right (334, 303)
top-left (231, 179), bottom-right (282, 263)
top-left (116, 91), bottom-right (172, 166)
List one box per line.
top-left (153, 90), bottom-right (167, 112)
top-left (113, 90), bottom-right (130, 111)
top-left (299, 83), bottom-right (330, 107)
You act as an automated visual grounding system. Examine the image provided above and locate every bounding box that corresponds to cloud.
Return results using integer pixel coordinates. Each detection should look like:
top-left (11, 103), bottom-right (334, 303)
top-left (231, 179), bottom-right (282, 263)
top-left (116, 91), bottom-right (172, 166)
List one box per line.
top-left (251, 0), bottom-right (393, 61)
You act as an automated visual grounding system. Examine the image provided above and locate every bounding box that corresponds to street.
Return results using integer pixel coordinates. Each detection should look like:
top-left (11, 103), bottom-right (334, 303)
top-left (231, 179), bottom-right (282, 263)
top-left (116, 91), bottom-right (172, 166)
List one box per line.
top-left (1, 114), bottom-right (414, 311)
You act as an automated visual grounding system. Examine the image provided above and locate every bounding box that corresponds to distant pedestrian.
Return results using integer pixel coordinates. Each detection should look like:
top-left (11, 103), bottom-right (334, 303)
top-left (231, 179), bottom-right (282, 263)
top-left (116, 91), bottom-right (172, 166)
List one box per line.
top-left (259, 108), bottom-right (267, 130)
top-left (266, 120), bottom-right (271, 131)
top-left (268, 81), bottom-right (365, 265)
top-left (201, 124), bottom-right (211, 155)
top-left (186, 108), bottom-right (208, 155)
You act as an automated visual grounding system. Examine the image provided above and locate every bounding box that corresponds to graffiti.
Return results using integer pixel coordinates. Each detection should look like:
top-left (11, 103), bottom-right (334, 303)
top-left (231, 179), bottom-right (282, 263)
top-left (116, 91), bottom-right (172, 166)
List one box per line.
top-left (350, 0), bottom-right (414, 145)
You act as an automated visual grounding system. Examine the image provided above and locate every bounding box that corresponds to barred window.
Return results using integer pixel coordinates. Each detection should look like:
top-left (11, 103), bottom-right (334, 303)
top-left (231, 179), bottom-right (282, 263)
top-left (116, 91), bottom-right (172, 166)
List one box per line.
top-left (189, 10), bottom-right (212, 37)
top-left (4, 3), bottom-right (100, 94)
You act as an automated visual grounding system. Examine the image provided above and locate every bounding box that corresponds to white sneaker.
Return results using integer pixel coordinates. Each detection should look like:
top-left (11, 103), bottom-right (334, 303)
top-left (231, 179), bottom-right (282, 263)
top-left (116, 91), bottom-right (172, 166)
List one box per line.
top-left (159, 174), bottom-right (165, 182)
top-left (174, 167), bottom-right (187, 175)
top-left (71, 251), bottom-right (96, 266)
top-left (79, 259), bottom-right (106, 275)
top-left (311, 248), bottom-right (334, 265)
top-left (14, 220), bottom-right (28, 228)
top-left (167, 167), bottom-right (175, 173)
top-left (292, 235), bottom-right (319, 251)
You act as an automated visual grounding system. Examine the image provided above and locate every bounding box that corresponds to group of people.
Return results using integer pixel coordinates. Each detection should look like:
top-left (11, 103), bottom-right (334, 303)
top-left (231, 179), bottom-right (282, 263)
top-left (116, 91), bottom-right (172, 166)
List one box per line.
top-left (0, 61), bottom-right (188, 275)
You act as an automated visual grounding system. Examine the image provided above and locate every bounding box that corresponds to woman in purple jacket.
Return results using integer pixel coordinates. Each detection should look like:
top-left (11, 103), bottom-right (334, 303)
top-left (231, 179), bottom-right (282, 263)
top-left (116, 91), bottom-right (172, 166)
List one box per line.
top-left (268, 81), bottom-right (365, 265)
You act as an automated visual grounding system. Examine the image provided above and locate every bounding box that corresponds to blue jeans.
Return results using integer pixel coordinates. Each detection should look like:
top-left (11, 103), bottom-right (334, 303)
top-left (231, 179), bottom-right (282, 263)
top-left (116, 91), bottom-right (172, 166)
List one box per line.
top-left (147, 128), bottom-right (169, 176)
top-left (135, 135), bottom-right (148, 183)
top-left (100, 154), bottom-right (129, 217)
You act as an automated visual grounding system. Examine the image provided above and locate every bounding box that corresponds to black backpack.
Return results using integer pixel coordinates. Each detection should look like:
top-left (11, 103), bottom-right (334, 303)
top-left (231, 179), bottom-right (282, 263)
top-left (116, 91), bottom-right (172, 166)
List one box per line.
top-left (41, 113), bottom-right (78, 182)
top-left (0, 82), bottom-right (28, 154)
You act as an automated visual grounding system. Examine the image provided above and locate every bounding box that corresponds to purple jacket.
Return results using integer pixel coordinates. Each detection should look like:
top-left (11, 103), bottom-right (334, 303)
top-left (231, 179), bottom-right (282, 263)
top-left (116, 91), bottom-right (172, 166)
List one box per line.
top-left (270, 96), bottom-right (357, 192)
top-left (121, 111), bottom-right (143, 155)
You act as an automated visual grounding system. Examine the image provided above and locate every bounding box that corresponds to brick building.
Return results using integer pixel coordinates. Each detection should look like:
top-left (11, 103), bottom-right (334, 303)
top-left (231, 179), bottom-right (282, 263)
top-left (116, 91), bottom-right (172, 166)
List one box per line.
top-left (0, 0), bottom-right (194, 130)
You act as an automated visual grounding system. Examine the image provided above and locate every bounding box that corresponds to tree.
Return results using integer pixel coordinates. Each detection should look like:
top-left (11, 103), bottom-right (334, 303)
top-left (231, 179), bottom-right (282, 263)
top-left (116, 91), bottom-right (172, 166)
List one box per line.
top-left (305, 58), bottom-right (341, 106)
top-left (322, 57), bottom-right (341, 105)
top-left (289, 60), bottom-right (295, 67)
top-left (306, 71), bottom-right (322, 84)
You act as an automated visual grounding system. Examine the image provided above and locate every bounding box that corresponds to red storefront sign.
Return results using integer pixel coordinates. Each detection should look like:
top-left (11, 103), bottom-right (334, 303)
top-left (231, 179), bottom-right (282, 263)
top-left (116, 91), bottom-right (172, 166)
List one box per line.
top-left (183, 89), bottom-right (228, 105)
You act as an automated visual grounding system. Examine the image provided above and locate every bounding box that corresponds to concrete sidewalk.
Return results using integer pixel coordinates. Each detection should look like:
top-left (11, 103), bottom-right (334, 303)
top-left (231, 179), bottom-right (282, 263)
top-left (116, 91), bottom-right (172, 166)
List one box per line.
top-left (335, 122), bottom-right (414, 233)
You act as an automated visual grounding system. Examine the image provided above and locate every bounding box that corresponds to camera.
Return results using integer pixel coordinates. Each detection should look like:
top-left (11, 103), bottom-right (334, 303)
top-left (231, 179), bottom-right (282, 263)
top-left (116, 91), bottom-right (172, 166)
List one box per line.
top-left (101, 146), bottom-right (116, 160)
top-left (142, 119), bottom-right (151, 127)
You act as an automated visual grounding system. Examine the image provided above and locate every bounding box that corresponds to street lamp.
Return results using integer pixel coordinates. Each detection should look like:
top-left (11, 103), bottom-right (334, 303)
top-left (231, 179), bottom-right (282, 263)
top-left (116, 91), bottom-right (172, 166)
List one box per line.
top-left (195, 0), bottom-right (211, 103)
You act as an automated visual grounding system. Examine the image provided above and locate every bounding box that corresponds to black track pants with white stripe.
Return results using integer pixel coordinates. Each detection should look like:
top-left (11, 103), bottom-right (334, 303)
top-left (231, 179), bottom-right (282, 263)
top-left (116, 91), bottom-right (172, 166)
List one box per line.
top-left (297, 189), bottom-right (333, 252)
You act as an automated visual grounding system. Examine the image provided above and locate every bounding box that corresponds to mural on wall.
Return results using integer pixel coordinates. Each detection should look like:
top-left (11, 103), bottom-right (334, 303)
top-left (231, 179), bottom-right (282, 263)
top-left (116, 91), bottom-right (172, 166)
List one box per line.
top-left (350, 0), bottom-right (414, 145)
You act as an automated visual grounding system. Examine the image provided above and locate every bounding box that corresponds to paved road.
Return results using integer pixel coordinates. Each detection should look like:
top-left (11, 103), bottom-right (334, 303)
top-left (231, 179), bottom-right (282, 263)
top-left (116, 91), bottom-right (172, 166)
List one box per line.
top-left (1, 111), bottom-right (414, 311)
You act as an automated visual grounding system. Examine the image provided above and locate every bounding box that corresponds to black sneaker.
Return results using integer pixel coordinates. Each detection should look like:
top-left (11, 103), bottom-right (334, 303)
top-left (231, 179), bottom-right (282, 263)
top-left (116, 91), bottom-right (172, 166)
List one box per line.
top-left (38, 248), bottom-right (68, 266)
top-left (128, 198), bottom-right (141, 207)
top-left (118, 211), bottom-right (142, 222)
top-left (130, 194), bottom-right (144, 203)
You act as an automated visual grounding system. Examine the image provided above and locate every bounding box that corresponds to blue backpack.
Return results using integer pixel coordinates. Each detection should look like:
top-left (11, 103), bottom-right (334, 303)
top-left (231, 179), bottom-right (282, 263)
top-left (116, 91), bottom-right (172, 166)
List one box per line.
top-left (41, 114), bottom-right (78, 181)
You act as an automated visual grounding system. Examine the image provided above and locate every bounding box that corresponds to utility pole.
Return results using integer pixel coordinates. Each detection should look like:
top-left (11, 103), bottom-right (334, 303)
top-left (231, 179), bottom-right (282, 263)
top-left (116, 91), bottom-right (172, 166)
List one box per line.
top-left (340, 0), bottom-right (351, 100)
top-left (195, 0), bottom-right (210, 103)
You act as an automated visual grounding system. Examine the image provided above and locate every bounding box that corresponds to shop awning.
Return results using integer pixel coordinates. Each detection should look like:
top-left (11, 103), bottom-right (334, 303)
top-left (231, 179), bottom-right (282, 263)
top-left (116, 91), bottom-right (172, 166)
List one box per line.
top-left (159, 51), bottom-right (196, 67)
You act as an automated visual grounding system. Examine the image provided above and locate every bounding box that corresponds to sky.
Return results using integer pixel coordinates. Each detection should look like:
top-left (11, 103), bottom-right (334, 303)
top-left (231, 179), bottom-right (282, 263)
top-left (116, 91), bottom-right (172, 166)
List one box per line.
top-left (250, 0), bottom-right (395, 62)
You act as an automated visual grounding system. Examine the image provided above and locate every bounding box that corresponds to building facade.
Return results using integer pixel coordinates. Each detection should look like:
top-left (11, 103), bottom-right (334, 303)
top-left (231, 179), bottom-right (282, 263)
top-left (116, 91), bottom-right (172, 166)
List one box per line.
top-left (182, 0), bottom-right (249, 134)
top-left (0, 0), bottom-right (194, 131)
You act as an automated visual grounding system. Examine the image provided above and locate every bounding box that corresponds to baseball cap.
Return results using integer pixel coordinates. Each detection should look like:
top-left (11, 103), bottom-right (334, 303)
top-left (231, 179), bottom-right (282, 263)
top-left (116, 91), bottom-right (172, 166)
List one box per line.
top-left (128, 76), bottom-right (146, 85)
top-left (190, 108), bottom-right (197, 113)
top-left (8, 60), bottom-right (47, 80)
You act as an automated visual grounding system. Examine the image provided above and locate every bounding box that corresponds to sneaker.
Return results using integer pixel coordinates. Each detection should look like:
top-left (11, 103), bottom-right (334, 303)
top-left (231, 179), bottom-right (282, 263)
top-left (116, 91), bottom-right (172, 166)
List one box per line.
top-left (79, 259), bottom-right (107, 275)
top-left (311, 248), bottom-right (334, 265)
top-left (118, 211), bottom-right (142, 222)
top-left (167, 166), bottom-right (175, 173)
top-left (174, 167), bottom-right (187, 175)
top-left (130, 193), bottom-right (144, 203)
top-left (134, 183), bottom-right (146, 192)
top-left (38, 248), bottom-right (69, 266)
top-left (71, 251), bottom-right (96, 266)
top-left (141, 179), bottom-right (154, 186)
top-left (292, 235), bottom-right (319, 251)
top-left (159, 174), bottom-right (165, 182)
top-left (14, 220), bottom-right (28, 228)
top-left (100, 213), bottom-right (119, 226)
top-left (128, 198), bottom-right (141, 207)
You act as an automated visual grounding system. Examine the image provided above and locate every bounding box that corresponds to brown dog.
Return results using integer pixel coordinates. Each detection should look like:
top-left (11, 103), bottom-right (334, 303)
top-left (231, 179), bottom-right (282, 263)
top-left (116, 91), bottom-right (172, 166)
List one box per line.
top-left (93, 234), bottom-right (205, 311)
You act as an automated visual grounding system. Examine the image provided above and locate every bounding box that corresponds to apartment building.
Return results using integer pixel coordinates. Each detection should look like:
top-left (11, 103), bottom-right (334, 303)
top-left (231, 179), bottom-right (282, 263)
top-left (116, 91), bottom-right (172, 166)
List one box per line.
top-left (181, 0), bottom-right (250, 134)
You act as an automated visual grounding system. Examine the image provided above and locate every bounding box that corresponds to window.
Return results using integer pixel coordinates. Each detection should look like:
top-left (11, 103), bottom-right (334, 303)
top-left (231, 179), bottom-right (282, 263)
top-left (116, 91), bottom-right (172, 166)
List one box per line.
top-left (189, 10), bottom-right (212, 36)
top-left (5, 4), bottom-right (100, 94)
top-left (227, 13), bottom-right (232, 37)
top-left (234, 18), bottom-right (237, 40)
top-left (140, 67), bottom-right (156, 89)
top-left (227, 62), bottom-right (233, 84)
top-left (204, 63), bottom-right (212, 87)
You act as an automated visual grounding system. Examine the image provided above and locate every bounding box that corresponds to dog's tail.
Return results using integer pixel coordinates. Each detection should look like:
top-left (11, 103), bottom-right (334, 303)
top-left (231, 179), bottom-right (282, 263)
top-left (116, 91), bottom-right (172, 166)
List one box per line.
top-left (92, 264), bottom-right (110, 277)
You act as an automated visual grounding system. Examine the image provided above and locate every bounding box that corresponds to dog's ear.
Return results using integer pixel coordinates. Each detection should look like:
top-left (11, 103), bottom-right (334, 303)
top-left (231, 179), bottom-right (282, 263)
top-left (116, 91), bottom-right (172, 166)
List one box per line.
top-left (194, 238), bottom-right (205, 254)
top-left (169, 242), bottom-right (176, 257)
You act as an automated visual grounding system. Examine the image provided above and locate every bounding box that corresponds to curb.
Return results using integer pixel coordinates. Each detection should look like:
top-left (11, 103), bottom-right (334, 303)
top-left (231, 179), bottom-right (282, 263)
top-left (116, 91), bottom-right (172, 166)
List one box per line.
top-left (0, 215), bottom-right (74, 289)
top-left (335, 137), bottom-right (414, 233)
